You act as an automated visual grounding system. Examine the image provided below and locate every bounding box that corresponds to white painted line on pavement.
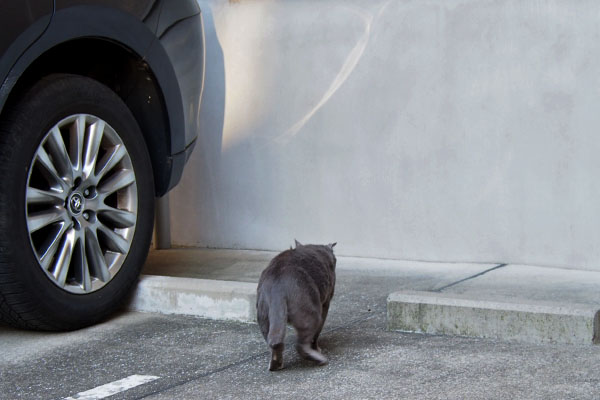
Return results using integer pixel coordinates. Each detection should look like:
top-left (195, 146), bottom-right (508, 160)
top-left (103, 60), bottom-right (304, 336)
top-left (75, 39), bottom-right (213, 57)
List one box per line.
top-left (63, 374), bottom-right (160, 400)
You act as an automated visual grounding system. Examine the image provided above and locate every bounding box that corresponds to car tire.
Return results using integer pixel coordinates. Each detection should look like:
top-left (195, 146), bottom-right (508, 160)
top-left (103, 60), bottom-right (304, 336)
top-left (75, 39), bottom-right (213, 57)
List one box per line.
top-left (0, 74), bottom-right (154, 331)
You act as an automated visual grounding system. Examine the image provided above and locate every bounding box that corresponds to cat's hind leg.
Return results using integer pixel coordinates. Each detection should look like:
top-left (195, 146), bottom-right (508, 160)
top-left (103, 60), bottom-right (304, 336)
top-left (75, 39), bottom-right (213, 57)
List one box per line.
top-left (269, 343), bottom-right (284, 371)
top-left (311, 300), bottom-right (330, 352)
top-left (296, 335), bottom-right (328, 366)
top-left (262, 316), bottom-right (284, 371)
top-left (293, 314), bottom-right (328, 366)
top-left (257, 295), bottom-right (286, 371)
top-left (266, 298), bottom-right (287, 371)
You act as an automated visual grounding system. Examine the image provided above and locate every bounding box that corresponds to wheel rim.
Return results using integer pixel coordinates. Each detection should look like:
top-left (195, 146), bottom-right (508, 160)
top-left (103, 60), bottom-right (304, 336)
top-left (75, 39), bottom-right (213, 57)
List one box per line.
top-left (25, 114), bottom-right (138, 294)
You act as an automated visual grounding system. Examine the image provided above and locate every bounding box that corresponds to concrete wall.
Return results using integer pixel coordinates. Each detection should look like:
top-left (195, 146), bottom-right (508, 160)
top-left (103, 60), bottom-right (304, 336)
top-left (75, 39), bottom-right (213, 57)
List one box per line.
top-left (168, 0), bottom-right (600, 270)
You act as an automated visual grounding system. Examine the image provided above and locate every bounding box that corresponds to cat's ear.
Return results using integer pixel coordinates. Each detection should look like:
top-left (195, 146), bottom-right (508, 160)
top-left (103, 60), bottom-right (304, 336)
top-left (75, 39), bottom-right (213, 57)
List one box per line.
top-left (294, 239), bottom-right (303, 248)
top-left (328, 242), bottom-right (337, 249)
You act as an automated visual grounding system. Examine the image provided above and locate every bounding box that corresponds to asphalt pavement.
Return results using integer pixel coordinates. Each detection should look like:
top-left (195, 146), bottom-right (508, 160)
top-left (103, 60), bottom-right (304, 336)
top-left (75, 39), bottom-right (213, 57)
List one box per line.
top-left (1, 249), bottom-right (600, 399)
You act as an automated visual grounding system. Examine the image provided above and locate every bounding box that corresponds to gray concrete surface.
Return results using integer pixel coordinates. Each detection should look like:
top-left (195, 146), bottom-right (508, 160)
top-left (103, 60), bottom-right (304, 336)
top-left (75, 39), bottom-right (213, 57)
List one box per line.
top-left (2, 248), bottom-right (600, 399)
top-left (130, 275), bottom-right (257, 322)
top-left (170, 0), bottom-right (600, 270)
top-left (441, 264), bottom-right (600, 305)
top-left (388, 291), bottom-right (600, 345)
top-left (141, 249), bottom-right (600, 345)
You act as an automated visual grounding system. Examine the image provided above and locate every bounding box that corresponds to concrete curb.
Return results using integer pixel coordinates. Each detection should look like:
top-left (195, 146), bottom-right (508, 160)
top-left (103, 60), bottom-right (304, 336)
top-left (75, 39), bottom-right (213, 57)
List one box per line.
top-left (387, 291), bottom-right (600, 345)
top-left (129, 275), bottom-right (258, 322)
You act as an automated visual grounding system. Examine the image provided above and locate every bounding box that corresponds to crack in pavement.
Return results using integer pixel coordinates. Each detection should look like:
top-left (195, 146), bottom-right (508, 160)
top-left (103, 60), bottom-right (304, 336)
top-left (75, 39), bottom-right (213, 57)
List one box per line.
top-left (432, 264), bottom-right (508, 293)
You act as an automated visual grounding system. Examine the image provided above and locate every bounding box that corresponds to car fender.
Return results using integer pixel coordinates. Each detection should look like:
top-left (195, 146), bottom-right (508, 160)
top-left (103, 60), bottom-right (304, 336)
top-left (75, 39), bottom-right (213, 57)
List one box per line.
top-left (2, 4), bottom-right (187, 148)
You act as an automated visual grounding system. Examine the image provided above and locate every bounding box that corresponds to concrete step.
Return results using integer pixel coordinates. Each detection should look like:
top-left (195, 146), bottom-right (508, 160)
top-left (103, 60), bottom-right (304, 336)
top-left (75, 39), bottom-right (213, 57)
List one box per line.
top-left (387, 290), bottom-right (600, 345)
top-left (129, 275), bottom-right (257, 322)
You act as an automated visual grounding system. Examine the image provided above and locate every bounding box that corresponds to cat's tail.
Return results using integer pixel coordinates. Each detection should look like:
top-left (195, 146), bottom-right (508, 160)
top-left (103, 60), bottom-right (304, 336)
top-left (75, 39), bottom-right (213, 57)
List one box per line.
top-left (267, 297), bottom-right (287, 350)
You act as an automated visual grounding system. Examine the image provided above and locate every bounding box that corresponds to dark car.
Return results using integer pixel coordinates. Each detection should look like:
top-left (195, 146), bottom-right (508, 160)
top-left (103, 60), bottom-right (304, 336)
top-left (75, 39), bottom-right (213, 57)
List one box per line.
top-left (0, 0), bottom-right (204, 330)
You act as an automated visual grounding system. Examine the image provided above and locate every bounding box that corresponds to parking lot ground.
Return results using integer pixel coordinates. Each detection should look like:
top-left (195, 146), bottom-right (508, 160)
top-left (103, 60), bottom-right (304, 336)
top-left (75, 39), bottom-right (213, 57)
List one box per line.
top-left (142, 249), bottom-right (600, 344)
top-left (2, 249), bottom-right (600, 399)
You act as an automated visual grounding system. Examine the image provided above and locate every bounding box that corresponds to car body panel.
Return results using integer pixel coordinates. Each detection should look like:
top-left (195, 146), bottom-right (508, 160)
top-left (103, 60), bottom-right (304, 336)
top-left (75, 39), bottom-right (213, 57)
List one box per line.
top-left (0, 0), bottom-right (53, 107)
top-left (0, 0), bottom-right (203, 195)
top-left (55, 0), bottom-right (157, 21)
top-left (155, 11), bottom-right (204, 158)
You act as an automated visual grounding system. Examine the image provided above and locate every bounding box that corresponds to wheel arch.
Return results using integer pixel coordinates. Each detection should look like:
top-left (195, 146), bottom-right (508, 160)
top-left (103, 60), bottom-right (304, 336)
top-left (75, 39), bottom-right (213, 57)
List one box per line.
top-left (0, 5), bottom-right (185, 197)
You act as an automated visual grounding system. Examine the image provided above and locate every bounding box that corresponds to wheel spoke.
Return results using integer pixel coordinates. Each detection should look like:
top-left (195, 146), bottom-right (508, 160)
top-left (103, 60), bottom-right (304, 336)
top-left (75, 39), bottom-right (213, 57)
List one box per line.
top-left (35, 146), bottom-right (69, 192)
top-left (26, 187), bottom-right (66, 205)
top-left (74, 232), bottom-right (92, 291)
top-left (52, 228), bottom-right (76, 287)
top-left (98, 169), bottom-right (135, 195)
top-left (85, 228), bottom-right (110, 282)
top-left (97, 225), bottom-right (130, 254)
top-left (46, 127), bottom-right (74, 185)
top-left (94, 145), bottom-right (127, 183)
top-left (98, 206), bottom-right (136, 229)
top-left (69, 115), bottom-right (86, 174)
top-left (27, 207), bottom-right (68, 233)
top-left (83, 119), bottom-right (105, 179)
top-left (38, 221), bottom-right (70, 270)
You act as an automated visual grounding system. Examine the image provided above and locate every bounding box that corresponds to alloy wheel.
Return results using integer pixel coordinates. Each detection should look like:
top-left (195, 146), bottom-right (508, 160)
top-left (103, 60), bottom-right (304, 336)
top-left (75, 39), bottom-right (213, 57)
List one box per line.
top-left (25, 114), bottom-right (138, 294)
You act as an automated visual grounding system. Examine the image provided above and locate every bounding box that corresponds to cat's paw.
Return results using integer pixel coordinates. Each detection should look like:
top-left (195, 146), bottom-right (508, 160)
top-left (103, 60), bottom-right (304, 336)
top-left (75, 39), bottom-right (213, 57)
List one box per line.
top-left (316, 358), bottom-right (328, 367)
top-left (269, 359), bottom-right (284, 371)
top-left (297, 344), bottom-right (328, 365)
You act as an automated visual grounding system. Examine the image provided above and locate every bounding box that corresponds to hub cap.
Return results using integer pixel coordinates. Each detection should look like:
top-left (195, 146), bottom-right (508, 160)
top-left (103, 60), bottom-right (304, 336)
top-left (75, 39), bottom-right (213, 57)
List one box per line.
top-left (69, 193), bottom-right (84, 215)
top-left (25, 114), bottom-right (138, 294)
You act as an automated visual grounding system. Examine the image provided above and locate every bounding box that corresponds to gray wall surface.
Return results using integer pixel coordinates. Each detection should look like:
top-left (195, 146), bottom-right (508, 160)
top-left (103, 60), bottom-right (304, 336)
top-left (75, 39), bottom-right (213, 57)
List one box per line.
top-left (169, 0), bottom-right (600, 270)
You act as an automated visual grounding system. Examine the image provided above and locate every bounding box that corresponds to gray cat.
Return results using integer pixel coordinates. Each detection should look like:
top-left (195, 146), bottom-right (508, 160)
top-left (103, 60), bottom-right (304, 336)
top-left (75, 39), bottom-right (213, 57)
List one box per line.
top-left (257, 240), bottom-right (337, 371)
